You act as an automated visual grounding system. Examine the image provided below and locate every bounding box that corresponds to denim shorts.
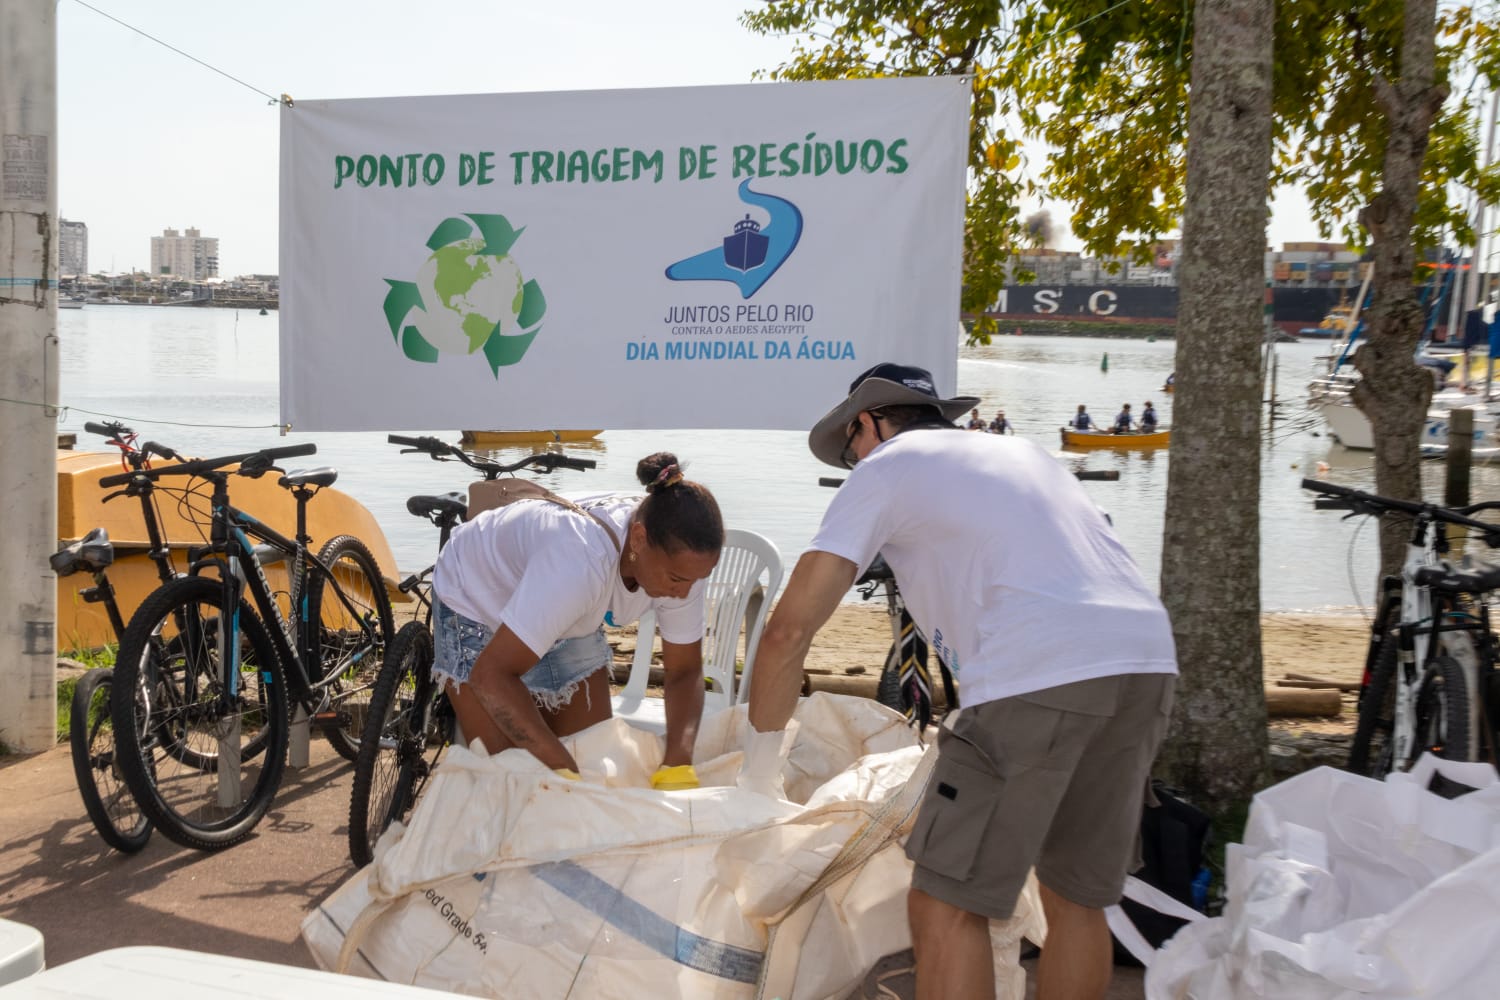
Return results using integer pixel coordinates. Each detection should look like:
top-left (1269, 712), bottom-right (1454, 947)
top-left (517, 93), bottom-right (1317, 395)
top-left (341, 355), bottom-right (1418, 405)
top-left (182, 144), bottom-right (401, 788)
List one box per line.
top-left (432, 599), bottom-right (612, 712)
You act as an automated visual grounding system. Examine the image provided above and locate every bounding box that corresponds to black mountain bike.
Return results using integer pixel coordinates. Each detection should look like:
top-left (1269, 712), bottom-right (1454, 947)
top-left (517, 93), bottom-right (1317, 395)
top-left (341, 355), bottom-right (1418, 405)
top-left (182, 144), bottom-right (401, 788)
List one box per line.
top-left (106, 443), bottom-right (395, 850)
top-left (347, 434), bottom-right (595, 867)
top-left (60, 421), bottom-right (189, 852)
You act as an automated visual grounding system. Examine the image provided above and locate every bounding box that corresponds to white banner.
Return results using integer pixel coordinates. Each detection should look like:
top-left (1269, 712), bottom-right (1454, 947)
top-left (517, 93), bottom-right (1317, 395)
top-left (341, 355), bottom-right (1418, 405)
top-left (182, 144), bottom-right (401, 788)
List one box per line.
top-left (279, 78), bottom-right (969, 431)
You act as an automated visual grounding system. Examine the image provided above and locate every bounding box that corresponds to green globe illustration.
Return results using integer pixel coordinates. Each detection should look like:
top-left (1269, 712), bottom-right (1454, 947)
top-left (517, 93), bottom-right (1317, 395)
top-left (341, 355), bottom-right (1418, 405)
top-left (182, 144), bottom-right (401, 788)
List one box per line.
top-left (417, 237), bottom-right (526, 355)
top-left (383, 213), bottom-right (547, 377)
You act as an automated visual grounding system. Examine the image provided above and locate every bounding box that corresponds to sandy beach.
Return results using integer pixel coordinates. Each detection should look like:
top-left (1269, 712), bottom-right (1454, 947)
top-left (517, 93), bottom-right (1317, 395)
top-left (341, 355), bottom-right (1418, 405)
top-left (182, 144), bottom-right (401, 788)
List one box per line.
top-left (803, 604), bottom-right (1370, 682)
top-left (616, 603), bottom-right (1371, 737)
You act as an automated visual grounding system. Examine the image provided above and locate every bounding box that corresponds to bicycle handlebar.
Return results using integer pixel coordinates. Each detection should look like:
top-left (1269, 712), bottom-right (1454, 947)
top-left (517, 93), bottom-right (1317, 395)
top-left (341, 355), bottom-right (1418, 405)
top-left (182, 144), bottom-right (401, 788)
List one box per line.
top-left (1302, 478), bottom-right (1500, 544)
top-left (141, 441), bottom-right (182, 462)
top-left (84, 420), bottom-right (128, 438)
top-left (97, 443), bottom-right (318, 488)
top-left (387, 434), bottom-right (596, 475)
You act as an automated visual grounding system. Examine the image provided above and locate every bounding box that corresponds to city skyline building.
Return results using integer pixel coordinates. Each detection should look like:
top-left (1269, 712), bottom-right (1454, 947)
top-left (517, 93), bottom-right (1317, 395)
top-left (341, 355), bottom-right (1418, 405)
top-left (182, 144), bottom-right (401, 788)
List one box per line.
top-left (59, 218), bottom-right (87, 276)
top-left (149, 227), bottom-right (219, 281)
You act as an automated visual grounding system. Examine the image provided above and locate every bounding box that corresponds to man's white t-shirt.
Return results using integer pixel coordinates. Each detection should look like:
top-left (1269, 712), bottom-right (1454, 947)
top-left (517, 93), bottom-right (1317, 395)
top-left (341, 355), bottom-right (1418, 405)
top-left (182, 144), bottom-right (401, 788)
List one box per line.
top-left (811, 429), bottom-right (1176, 707)
top-left (432, 492), bottom-right (706, 660)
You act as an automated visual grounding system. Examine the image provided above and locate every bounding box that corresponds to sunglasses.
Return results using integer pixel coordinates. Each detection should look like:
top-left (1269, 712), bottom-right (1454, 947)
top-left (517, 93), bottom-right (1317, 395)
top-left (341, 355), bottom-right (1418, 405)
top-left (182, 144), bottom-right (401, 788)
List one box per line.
top-left (839, 421), bottom-right (860, 469)
top-left (840, 411), bottom-right (887, 469)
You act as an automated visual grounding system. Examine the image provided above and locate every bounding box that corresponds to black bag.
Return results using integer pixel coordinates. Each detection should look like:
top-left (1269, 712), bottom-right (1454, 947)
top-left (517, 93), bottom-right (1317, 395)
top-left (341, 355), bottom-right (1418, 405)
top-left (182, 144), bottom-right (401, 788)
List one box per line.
top-left (1110, 780), bottom-right (1213, 966)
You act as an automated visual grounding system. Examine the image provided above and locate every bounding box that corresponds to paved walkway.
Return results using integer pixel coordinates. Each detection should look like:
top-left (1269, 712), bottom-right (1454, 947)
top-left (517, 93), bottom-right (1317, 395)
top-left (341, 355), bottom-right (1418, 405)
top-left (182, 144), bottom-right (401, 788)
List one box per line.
top-left (0, 740), bottom-right (1144, 998)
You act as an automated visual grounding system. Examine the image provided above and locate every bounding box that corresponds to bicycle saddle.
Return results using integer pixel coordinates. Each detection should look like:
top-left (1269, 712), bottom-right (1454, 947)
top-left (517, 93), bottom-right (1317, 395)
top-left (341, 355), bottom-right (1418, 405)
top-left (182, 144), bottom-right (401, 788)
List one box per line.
top-left (278, 467), bottom-right (339, 489)
top-left (856, 553), bottom-right (894, 586)
top-left (51, 527), bottom-right (114, 576)
top-left (407, 492), bottom-right (468, 522)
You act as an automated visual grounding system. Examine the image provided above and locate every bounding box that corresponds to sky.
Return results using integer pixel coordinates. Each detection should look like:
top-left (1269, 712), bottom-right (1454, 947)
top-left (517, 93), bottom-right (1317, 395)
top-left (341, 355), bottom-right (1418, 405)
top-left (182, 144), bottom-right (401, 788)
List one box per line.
top-left (55, 0), bottom-right (1326, 278)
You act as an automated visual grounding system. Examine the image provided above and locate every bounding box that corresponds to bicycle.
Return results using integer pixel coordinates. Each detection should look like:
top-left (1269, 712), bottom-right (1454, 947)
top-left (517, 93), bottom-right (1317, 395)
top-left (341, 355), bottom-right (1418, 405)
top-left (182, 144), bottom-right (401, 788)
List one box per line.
top-left (59, 421), bottom-right (191, 852)
top-left (347, 434), bottom-right (596, 867)
top-left (1303, 478), bottom-right (1500, 777)
top-left (105, 442), bottom-right (396, 850)
top-left (820, 468), bottom-right (1121, 730)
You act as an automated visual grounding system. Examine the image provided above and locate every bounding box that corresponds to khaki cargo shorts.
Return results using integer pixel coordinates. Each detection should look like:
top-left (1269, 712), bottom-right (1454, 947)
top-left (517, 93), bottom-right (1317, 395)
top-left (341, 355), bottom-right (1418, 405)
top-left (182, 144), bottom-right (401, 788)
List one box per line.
top-left (905, 672), bottom-right (1175, 919)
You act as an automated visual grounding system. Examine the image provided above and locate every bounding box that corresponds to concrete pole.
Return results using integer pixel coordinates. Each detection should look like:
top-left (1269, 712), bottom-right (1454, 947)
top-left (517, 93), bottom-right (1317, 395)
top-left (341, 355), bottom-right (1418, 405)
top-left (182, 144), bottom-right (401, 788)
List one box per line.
top-left (0, 0), bottom-right (60, 751)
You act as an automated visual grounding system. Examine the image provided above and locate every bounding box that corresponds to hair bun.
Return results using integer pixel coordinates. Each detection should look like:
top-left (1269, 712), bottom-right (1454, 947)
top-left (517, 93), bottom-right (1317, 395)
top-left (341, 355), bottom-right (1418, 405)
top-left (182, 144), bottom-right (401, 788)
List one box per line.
top-left (635, 451), bottom-right (680, 488)
top-left (647, 463), bottom-right (684, 493)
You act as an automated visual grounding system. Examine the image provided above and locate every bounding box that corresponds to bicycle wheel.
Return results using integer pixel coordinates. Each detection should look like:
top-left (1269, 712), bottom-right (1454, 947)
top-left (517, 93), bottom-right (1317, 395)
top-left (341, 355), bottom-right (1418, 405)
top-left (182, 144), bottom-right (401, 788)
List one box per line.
top-left (348, 621), bottom-right (444, 867)
top-left (308, 534), bottom-right (396, 761)
top-left (1415, 655), bottom-right (1473, 763)
top-left (1347, 634), bottom-right (1397, 777)
top-left (112, 575), bottom-right (288, 851)
top-left (69, 668), bottom-right (152, 853)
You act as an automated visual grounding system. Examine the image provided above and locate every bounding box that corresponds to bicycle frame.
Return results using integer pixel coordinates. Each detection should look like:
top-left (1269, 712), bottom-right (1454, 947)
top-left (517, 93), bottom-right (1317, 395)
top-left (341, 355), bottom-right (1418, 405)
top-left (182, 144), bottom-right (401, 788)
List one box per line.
top-left (1305, 477), bottom-right (1500, 773)
top-left (1392, 515), bottom-right (1446, 770)
top-left (192, 472), bottom-right (381, 711)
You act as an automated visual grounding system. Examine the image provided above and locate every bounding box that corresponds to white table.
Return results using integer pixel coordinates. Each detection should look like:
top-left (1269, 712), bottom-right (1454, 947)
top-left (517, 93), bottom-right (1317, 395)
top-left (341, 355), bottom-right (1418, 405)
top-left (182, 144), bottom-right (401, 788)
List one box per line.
top-left (0, 920), bottom-right (43, 986)
top-left (0, 946), bottom-right (463, 998)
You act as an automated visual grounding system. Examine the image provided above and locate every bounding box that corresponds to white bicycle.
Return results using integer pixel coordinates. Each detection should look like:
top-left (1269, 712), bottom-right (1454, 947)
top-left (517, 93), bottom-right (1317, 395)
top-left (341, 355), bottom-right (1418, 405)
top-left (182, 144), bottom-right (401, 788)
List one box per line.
top-left (1304, 478), bottom-right (1500, 777)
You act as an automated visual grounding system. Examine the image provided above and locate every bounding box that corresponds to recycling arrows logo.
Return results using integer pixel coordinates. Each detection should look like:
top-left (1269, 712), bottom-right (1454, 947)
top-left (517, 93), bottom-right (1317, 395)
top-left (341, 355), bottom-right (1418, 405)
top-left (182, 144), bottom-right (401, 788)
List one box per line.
top-left (382, 214), bottom-right (547, 377)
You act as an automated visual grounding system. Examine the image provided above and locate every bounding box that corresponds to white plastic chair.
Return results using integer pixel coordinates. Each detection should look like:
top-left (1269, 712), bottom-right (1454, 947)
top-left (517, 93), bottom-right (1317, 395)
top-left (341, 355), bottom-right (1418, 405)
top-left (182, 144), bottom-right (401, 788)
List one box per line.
top-left (611, 528), bottom-right (783, 734)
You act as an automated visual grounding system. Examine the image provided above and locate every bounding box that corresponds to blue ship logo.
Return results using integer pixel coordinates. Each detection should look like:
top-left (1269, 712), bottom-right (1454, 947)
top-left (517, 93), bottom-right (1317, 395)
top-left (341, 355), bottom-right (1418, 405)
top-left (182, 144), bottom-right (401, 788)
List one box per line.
top-left (665, 180), bottom-right (802, 298)
top-left (725, 215), bottom-right (768, 272)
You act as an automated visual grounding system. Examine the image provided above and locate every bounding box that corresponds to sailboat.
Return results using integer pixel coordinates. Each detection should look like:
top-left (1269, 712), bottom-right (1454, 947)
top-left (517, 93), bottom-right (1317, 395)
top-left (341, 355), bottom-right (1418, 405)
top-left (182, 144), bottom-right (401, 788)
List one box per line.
top-left (1308, 266), bottom-right (1499, 451)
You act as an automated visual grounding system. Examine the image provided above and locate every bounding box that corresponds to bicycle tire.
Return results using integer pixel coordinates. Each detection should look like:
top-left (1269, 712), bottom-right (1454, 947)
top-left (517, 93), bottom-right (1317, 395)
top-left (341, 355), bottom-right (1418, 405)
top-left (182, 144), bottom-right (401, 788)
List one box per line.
top-left (347, 621), bottom-right (438, 866)
top-left (1415, 654), bottom-right (1473, 764)
top-left (875, 643), bottom-right (905, 713)
top-left (348, 621), bottom-right (441, 867)
top-left (308, 534), bottom-right (396, 761)
top-left (112, 575), bottom-right (288, 851)
top-left (1347, 634), bottom-right (1397, 777)
top-left (69, 668), bottom-right (152, 853)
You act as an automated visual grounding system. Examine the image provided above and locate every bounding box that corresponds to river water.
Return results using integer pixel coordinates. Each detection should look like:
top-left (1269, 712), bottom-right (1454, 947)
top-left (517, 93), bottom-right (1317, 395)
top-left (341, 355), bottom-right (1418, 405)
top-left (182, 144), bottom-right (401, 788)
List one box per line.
top-left (55, 305), bottom-right (1499, 612)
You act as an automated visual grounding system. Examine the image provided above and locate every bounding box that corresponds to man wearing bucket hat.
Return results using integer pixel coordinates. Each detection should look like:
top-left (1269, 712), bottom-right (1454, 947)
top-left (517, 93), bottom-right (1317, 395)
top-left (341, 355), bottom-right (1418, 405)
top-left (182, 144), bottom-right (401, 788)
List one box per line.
top-left (743, 362), bottom-right (1177, 1000)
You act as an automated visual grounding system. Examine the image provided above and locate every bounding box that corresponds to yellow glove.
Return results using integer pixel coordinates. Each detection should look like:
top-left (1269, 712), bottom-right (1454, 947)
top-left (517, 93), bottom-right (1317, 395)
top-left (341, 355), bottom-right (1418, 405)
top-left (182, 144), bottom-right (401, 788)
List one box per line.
top-left (553, 768), bottom-right (581, 781)
top-left (651, 764), bottom-right (700, 791)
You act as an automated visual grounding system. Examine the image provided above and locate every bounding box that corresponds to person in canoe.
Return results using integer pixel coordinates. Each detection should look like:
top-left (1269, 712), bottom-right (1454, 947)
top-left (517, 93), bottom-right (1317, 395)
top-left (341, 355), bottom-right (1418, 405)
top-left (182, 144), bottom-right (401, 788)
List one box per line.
top-left (989, 409), bottom-right (1014, 435)
top-left (1070, 405), bottom-right (1095, 431)
top-left (1112, 403), bottom-right (1134, 434)
top-left (1140, 401), bottom-right (1158, 432)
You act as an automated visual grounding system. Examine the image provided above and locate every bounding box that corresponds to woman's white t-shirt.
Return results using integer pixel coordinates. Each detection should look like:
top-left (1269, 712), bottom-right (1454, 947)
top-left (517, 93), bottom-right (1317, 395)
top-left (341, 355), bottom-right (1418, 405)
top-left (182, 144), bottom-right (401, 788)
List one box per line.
top-left (811, 429), bottom-right (1176, 707)
top-left (432, 492), bottom-right (706, 659)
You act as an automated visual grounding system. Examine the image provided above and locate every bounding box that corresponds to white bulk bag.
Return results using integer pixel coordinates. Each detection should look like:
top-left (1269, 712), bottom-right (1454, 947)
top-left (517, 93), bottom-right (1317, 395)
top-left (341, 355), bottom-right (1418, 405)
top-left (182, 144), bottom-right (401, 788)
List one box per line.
top-left (302, 693), bottom-right (1044, 1000)
top-left (1146, 755), bottom-right (1500, 999)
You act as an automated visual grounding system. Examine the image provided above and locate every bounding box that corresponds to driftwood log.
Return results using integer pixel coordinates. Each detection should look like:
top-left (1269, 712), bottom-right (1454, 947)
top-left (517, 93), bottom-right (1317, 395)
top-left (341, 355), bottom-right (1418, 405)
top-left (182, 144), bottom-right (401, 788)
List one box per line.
top-left (613, 667), bottom-right (1340, 718)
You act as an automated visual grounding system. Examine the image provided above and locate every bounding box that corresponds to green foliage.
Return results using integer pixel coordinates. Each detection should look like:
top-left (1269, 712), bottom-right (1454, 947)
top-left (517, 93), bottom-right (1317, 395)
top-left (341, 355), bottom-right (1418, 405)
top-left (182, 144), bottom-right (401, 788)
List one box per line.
top-left (63, 644), bottom-right (117, 670)
top-left (741, 0), bottom-right (1500, 336)
top-left (56, 675), bottom-right (77, 743)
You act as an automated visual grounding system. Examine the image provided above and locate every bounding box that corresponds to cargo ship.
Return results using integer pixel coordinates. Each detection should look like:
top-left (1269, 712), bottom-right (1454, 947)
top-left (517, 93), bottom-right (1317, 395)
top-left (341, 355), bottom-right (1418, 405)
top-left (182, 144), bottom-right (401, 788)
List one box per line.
top-left (973, 242), bottom-right (1479, 339)
top-left (974, 283), bottom-right (1349, 336)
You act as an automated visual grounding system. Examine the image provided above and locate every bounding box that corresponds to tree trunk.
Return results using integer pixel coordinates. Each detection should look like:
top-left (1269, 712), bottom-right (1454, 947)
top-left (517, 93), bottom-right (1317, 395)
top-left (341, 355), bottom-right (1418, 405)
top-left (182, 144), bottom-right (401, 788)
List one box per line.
top-left (1157, 0), bottom-right (1274, 806)
top-left (1350, 0), bottom-right (1445, 577)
